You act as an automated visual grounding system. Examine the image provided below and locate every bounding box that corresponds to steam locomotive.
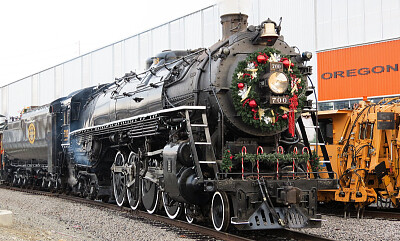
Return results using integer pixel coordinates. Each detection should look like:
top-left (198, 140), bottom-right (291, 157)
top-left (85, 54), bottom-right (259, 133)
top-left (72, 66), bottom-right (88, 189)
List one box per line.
top-left (0, 14), bottom-right (337, 231)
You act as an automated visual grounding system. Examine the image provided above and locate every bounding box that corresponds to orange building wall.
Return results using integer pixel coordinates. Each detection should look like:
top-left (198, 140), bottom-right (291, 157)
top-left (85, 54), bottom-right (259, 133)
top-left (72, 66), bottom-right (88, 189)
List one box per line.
top-left (317, 40), bottom-right (400, 101)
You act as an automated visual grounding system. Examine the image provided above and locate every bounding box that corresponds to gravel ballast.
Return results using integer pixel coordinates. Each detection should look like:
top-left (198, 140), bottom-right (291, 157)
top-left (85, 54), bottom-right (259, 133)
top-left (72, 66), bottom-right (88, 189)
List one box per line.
top-left (0, 188), bottom-right (193, 241)
top-left (1, 188), bottom-right (400, 241)
top-left (298, 214), bottom-right (400, 241)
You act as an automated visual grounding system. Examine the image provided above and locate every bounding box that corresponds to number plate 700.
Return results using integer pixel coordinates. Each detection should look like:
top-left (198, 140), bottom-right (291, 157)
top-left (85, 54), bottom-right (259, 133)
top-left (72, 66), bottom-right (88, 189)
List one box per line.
top-left (270, 96), bottom-right (289, 104)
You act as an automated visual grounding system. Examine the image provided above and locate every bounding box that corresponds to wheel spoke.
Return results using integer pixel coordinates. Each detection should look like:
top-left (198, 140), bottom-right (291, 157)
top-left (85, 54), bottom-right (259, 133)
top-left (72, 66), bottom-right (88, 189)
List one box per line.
top-left (113, 151), bottom-right (127, 207)
top-left (126, 151), bottom-right (142, 210)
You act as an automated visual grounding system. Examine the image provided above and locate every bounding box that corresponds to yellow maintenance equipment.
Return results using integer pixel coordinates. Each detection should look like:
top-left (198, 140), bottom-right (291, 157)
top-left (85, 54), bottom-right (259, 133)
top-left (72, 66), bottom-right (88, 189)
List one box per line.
top-left (314, 97), bottom-right (400, 214)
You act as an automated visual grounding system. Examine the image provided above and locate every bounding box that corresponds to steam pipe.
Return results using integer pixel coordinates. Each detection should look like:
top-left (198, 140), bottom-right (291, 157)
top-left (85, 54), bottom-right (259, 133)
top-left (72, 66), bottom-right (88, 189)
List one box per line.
top-left (164, 60), bottom-right (197, 88)
top-left (279, 134), bottom-right (300, 145)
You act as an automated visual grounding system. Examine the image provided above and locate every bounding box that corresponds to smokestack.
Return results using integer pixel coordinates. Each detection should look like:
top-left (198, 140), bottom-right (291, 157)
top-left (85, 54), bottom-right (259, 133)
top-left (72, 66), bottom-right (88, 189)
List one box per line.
top-left (220, 14), bottom-right (248, 40)
top-left (218, 0), bottom-right (251, 40)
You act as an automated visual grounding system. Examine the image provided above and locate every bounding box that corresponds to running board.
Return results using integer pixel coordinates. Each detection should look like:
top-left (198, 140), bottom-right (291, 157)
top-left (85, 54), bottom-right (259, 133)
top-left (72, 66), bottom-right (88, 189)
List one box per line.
top-left (70, 106), bottom-right (206, 137)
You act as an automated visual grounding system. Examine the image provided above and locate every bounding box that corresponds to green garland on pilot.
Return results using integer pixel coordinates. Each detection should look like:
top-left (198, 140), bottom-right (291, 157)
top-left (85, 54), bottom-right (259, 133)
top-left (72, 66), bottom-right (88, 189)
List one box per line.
top-left (221, 149), bottom-right (320, 173)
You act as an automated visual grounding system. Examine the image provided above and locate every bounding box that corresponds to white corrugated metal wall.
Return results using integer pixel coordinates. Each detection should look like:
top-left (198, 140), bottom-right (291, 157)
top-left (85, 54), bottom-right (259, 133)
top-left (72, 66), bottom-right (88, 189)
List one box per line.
top-left (315, 0), bottom-right (400, 110)
top-left (0, 4), bottom-right (221, 117)
top-left (1, 0), bottom-right (399, 117)
top-left (316, 0), bottom-right (400, 50)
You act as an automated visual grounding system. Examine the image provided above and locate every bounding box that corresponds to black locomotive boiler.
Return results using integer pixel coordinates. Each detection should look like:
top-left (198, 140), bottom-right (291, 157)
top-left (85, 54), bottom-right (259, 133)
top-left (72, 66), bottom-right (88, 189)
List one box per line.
top-left (0, 14), bottom-right (337, 231)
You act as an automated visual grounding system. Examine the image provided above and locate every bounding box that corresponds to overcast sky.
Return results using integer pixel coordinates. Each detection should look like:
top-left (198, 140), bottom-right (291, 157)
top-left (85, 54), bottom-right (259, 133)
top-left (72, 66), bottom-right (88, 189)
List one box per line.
top-left (0, 0), bottom-right (215, 87)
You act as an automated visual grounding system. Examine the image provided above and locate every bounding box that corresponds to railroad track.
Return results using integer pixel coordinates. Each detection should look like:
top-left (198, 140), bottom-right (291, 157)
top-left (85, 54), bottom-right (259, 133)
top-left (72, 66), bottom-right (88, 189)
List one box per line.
top-left (0, 185), bottom-right (332, 241)
top-left (363, 209), bottom-right (400, 220)
top-left (320, 205), bottom-right (400, 221)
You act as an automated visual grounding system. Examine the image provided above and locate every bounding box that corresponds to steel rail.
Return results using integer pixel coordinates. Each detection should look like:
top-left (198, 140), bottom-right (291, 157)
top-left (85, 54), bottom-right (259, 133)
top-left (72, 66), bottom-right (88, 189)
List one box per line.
top-left (320, 205), bottom-right (400, 221)
top-left (363, 210), bottom-right (400, 220)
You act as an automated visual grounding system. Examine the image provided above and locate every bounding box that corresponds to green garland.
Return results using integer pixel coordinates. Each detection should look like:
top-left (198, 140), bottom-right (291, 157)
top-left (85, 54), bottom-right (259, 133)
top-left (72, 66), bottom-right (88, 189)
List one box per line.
top-left (220, 149), bottom-right (320, 173)
top-left (233, 152), bottom-right (310, 164)
top-left (221, 149), bottom-right (234, 171)
top-left (309, 150), bottom-right (321, 172)
top-left (230, 47), bottom-right (307, 133)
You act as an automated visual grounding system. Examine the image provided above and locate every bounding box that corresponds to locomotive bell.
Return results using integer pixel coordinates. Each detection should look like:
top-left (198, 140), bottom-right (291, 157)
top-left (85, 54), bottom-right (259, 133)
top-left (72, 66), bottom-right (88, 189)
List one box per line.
top-left (260, 18), bottom-right (278, 44)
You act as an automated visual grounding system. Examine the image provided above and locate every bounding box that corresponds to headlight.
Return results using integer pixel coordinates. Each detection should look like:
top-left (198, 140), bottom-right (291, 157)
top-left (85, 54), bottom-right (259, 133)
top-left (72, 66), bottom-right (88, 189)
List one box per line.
top-left (268, 72), bottom-right (289, 94)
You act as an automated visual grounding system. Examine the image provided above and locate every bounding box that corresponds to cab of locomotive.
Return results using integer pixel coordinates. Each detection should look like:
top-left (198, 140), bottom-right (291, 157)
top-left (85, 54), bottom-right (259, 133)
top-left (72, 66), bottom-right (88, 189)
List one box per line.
top-left (50, 86), bottom-right (109, 166)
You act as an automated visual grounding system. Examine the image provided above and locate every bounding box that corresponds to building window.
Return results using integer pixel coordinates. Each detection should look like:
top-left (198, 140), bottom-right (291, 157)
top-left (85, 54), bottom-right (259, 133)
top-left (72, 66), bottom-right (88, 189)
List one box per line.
top-left (334, 101), bottom-right (350, 110)
top-left (318, 95), bottom-right (400, 111)
top-left (319, 102), bottom-right (334, 111)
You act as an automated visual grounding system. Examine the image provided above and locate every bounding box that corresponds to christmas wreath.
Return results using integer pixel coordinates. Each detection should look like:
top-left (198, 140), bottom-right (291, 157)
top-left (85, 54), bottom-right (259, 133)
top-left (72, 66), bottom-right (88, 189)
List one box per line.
top-left (231, 47), bottom-right (307, 135)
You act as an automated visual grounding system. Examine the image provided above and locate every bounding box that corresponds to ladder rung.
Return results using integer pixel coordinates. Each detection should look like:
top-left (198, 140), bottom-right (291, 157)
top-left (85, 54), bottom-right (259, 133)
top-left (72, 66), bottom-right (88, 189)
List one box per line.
top-left (320, 160), bottom-right (331, 163)
top-left (191, 124), bottom-right (207, 127)
top-left (304, 126), bottom-right (319, 129)
top-left (195, 142), bottom-right (211, 145)
top-left (199, 161), bottom-right (217, 164)
top-left (309, 142), bottom-right (325, 145)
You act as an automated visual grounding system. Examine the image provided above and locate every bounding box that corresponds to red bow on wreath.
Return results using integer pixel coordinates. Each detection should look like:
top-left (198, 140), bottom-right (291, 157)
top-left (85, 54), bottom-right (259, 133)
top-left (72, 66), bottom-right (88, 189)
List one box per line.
top-left (242, 73), bottom-right (253, 79)
top-left (288, 94), bottom-right (298, 137)
top-left (242, 98), bottom-right (250, 107)
top-left (251, 108), bottom-right (259, 120)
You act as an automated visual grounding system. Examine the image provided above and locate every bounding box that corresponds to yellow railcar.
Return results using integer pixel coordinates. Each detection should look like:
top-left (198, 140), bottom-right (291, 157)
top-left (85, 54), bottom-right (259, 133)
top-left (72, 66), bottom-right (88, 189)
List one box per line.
top-left (311, 98), bottom-right (400, 215)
